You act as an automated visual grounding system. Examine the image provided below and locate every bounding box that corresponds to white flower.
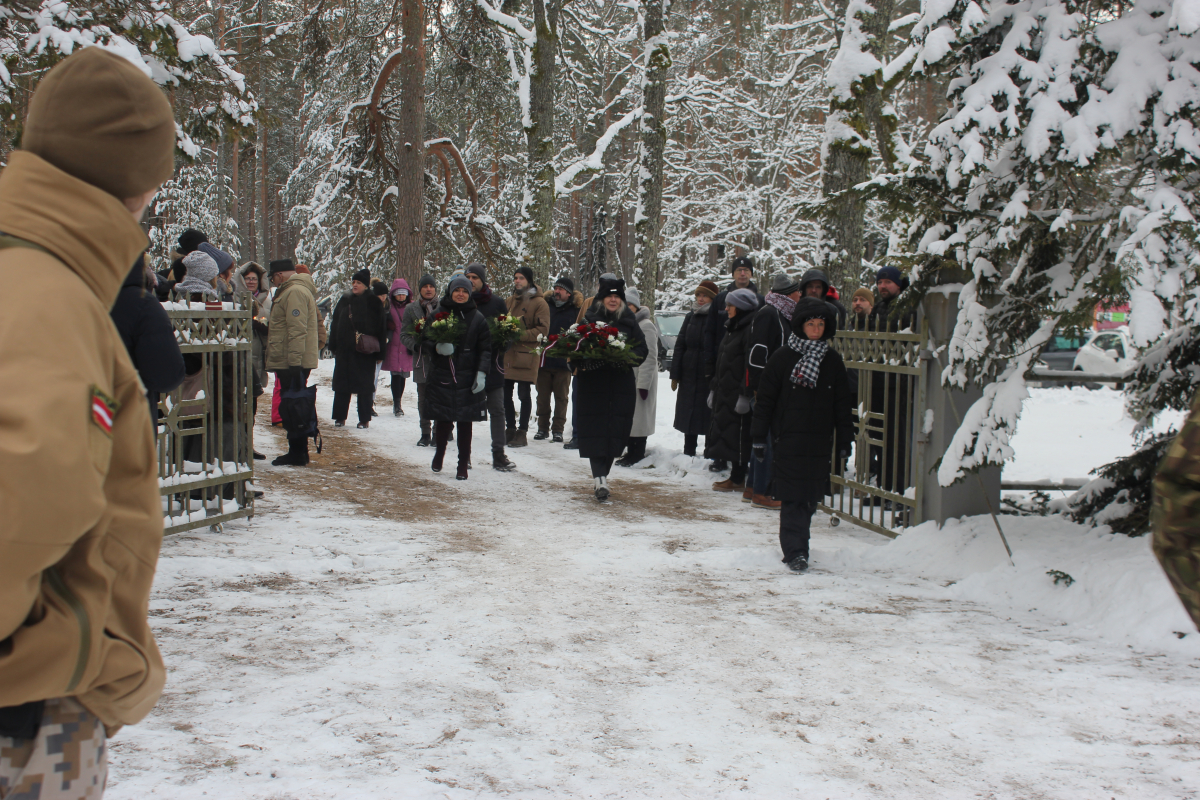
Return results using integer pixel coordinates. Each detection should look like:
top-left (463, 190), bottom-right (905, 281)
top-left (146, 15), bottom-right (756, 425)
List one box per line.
top-left (611, 340), bottom-right (626, 349)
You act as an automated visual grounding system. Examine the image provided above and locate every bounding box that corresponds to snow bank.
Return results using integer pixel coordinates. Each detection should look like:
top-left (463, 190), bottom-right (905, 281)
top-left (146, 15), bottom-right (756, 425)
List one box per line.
top-left (828, 514), bottom-right (1200, 654)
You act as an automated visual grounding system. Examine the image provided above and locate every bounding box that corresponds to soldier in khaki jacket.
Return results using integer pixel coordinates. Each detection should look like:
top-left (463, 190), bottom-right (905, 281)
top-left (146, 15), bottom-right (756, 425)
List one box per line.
top-left (0, 48), bottom-right (177, 797)
top-left (266, 258), bottom-right (319, 466)
top-left (1153, 393), bottom-right (1200, 630)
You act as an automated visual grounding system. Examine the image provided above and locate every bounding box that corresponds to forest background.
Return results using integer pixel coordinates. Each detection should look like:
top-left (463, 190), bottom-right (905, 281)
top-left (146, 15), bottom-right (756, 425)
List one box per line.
top-left (2, 0), bottom-right (1199, 506)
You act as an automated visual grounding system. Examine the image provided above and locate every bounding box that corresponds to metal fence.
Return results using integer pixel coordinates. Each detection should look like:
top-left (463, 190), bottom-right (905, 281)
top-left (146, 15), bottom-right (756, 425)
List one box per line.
top-left (822, 319), bottom-right (928, 538)
top-left (157, 299), bottom-right (255, 534)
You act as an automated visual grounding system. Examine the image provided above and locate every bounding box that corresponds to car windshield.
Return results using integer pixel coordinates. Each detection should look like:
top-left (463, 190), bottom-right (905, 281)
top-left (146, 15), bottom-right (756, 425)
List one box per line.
top-left (656, 314), bottom-right (686, 336)
top-left (1046, 334), bottom-right (1084, 352)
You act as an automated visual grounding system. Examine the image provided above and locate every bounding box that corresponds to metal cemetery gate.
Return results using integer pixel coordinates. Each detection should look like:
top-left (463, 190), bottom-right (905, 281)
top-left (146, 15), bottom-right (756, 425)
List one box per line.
top-left (157, 300), bottom-right (255, 534)
top-left (822, 318), bottom-right (928, 538)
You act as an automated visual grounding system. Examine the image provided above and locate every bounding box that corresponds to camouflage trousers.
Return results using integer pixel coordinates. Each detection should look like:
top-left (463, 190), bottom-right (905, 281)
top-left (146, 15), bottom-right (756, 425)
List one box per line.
top-left (0, 698), bottom-right (106, 799)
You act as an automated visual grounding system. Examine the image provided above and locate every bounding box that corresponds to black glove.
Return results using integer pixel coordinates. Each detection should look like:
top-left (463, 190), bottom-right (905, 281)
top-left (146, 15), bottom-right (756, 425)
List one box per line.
top-left (284, 366), bottom-right (303, 388)
top-left (752, 443), bottom-right (766, 462)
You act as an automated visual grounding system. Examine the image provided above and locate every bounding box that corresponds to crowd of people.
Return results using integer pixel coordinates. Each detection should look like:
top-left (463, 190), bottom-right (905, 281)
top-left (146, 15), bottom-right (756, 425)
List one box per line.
top-left (252, 250), bottom-right (913, 574)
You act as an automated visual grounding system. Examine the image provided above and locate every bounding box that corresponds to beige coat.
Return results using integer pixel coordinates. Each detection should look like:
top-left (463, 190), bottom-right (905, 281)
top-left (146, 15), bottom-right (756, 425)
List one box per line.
top-left (503, 286), bottom-right (550, 383)
top-left (0, 151), bottom-right (165, 732)
top-left (266, 273), bottom-right (319, 370)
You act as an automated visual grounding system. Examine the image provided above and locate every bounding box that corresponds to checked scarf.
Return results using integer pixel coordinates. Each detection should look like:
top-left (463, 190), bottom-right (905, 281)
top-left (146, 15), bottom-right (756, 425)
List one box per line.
top-left (787, 333), bottom-right (827, 388)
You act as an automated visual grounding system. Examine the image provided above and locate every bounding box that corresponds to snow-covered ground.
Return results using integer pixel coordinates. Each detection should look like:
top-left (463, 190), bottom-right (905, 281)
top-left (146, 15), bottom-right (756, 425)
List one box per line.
top-left (106, 365), bottom-right (1200, 798)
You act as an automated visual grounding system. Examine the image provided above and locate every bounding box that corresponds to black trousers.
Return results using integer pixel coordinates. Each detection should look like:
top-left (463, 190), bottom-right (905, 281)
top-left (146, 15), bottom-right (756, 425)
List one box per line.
top-left (624, 436), bottom-right (647, 462)
top-left (683, 433), bottom-right (702, 457)
top-left (332, 391), bottom-right (372, 425)
top-left (780, 499), bottom-right (817, 562)
top-left (276, 368), bottom-right (312, 442)
top-left (590, 457), bottom-right (614, 478)
top-left (504, 379), bottom-right (532, 430)
top-left (390, 374), bottom-right (406, 405)
top-left (434, 420), bottom-right (472, 465)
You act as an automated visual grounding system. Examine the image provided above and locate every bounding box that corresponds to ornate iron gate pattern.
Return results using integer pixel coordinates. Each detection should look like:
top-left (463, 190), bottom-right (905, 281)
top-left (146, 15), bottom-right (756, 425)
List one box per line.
top-left (157, 303), bottom-right (255, 534)
top-left (822, 319), bottom-right (928, 538)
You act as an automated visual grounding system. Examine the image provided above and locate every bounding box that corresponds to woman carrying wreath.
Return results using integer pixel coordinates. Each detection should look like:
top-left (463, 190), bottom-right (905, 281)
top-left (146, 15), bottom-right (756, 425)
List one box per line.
top-left (572, 275), bottom-right (649, 501)
top-left (426, 275), bottom-right (492, 480)
top-left (329, 268), bottom-right (386, 429)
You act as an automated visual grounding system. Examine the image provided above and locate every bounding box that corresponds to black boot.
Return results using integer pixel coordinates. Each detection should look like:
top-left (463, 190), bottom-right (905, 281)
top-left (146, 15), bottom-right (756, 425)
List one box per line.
top-left (416, 433), bottom-right (432, 447)
top-left (564, 437), bottom-right (579, 450)
top-left (492, 449), bottom-right (517, 472)
top-left (272, 437), bottom-right (309, 467)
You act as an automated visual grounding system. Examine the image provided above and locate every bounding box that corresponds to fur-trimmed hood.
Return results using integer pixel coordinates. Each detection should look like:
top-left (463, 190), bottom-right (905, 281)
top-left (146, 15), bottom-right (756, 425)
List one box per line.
top-left (543, 288), bottom-right (584, 309)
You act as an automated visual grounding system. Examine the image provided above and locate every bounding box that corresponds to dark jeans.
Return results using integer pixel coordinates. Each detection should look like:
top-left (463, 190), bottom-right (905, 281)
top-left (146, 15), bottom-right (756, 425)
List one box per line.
top-left (434, 420), bottom-right (472, 465)
top-left (416, 381), bottom-right (430, 435)
top-left (390, 373), bottom-right (406, 405)
top-left (504, 379), bottom-right (532, 430)
top-left (624, 436), bottom-right (647, 462)
top-left (487, 387), bottom-right (506, 450)
top-left (332, 391), bottom-right (372, 425)
top-left (780, 499), bottom-right (817, 562)
top-left (570, 376), bottom-right (578, 437)
top-left (748, 436), bottom-right (773, 495)
top-left (590, 457), bottom-right (614, 478)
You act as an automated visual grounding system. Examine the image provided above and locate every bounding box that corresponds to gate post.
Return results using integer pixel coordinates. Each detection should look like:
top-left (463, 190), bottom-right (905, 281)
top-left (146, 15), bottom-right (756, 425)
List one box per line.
top-left (918, 287), bottom-right (1002, 525)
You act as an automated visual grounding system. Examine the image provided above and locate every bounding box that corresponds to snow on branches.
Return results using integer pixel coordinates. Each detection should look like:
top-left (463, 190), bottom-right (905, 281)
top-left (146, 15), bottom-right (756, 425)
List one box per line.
top-left (887, 0), bottom-right (1200, 485)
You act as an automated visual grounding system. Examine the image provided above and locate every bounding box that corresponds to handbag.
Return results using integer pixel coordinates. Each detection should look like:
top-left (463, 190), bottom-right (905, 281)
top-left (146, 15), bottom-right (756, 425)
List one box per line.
top-left (350, 306), bottom-right (381, 354)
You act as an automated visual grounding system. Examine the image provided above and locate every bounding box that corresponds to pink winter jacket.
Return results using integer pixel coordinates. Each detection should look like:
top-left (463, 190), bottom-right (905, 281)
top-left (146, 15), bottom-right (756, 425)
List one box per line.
top-left (382, 278), bottom-right (414, 373)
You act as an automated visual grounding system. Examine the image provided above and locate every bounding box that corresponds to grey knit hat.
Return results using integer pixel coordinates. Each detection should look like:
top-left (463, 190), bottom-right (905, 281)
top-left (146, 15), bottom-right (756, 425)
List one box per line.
top-left (726, 287), bottom-right (759, 311)
top-left (625, 287), bottom-right (642, 308)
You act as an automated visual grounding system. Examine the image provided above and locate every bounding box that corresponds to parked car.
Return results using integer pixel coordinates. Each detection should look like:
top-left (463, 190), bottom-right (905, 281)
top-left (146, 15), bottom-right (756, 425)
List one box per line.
top-left (654, 311), bottom-right (687, 372)
top-left (1039, 330), bottom-right (1086, 371)
top-left (1073, 327), bottom-right (1135, 379)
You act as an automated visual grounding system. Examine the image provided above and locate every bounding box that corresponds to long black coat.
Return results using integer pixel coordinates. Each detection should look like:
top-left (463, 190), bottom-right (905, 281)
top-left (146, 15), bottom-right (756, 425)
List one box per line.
top-left (112, 260), bottom-right (186, 421)
top-left (329, 291), bottom-right (386, 394)
top-left (574, 307), bottom-right (649, 459)
top-left (669, 307), bottom-right (713, 436)
top-left (746, 299), bottom-right (790, 393)
top-left (472, 286), bottom-right (509, 391)
top-left (704, 279), bottom-right (763, 377)
top-left (704, 309), bottom-right (756, 464)
top-left (426, 300), bottom-right (492, 423)
top-left (751, 344), bottom-right (854, 502)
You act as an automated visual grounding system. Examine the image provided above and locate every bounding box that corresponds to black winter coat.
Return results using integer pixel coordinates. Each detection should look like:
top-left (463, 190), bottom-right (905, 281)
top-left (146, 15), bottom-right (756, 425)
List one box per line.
top-left (751, 345), bottom-right (853, 501)
top-left (425, 298), bottom-right (492, 423)
top-left (542, 294), bottom-right (582, 371)
top-left (746, 299), bottom-right (791, 393)
top-left (799, 268), bottom-right (848, 329)
top-left (704, 279), bottom-right (763, 378)
top-left (110, 260), bottom-right (185, 420)
top-left (866, 293), bottom-right (917, 420)
top-left (473, 285), bottom-right (509, 391)
top-left (669, 307), bottom-right (713, 436)
top-left (704, 309), bottom-right (756, 464)
top-left (574, 306), bottom-right (648, 459)
top-left (329, 291), bottom-right (386, 394)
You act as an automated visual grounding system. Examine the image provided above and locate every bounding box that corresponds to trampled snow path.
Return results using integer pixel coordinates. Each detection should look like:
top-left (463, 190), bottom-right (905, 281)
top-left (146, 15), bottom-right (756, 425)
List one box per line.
top-left (107, 366), bottom-right (1200, 798)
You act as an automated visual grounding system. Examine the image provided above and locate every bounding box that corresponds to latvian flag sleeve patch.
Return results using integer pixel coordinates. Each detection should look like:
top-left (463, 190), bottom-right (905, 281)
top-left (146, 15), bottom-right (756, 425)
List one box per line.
top-left (91, 386), bottom-right (119, 437)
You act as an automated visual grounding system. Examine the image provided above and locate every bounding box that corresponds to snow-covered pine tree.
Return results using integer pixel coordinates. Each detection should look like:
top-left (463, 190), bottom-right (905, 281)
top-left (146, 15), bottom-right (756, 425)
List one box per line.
top-left (879, 0), bottom-right (1200, 490)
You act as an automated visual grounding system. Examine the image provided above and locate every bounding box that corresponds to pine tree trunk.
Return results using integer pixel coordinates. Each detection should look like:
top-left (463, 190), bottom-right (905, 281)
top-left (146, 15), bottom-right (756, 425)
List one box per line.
top-left (522, 0), bottom-right (560, 290)
top-left (818, 0), bottom-right (895, 292)
top-left (258, 122), bottom-right (268, 267)
top-left (231, 134), bottom-right (240, 254)
top-left (634, 0), bottom-right (671, 314)
top-left (395, 0), bottom-right (426, 286)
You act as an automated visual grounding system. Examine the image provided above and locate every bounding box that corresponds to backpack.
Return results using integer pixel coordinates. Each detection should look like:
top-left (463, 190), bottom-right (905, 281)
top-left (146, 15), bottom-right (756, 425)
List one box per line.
top-left (278, 382), bottom-right (323, 454)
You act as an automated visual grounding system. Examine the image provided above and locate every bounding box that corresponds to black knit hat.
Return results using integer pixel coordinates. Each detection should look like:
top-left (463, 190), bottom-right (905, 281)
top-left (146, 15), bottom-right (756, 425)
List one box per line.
top-left (419, 273), bottom-right (436, 289)
top-left (553, 275), bottom-right (575, 293)
top-left (731, 255), bottom-right (754, 275)
top-left (466, 262), bottom-right (487, 282)
top-left (596, 275), bottom-right (626, 299)
top-left (515, 265), bottom-right (535, 285)
top-left (267, 258), bottom-right (295, 277)
top-left (178, 228), bottom-right (208, 255)
top-left (352, 268), bottom-right (371, 286)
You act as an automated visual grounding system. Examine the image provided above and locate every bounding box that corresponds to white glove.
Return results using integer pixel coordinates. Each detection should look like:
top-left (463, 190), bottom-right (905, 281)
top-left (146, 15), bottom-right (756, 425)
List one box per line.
top-left (735, 394), bottom-right (751, 415)
top-left (473, 370), bottom-right (486, 394)
top-left (435, 342), bottom-right (455, 356)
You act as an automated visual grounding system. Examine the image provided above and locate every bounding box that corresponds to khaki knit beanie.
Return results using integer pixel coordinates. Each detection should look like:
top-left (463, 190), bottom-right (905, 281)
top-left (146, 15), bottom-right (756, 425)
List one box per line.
top-left (22, 47), bottom-right (176, 199)
top-left (853, 287), bottom-right (875, 303)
